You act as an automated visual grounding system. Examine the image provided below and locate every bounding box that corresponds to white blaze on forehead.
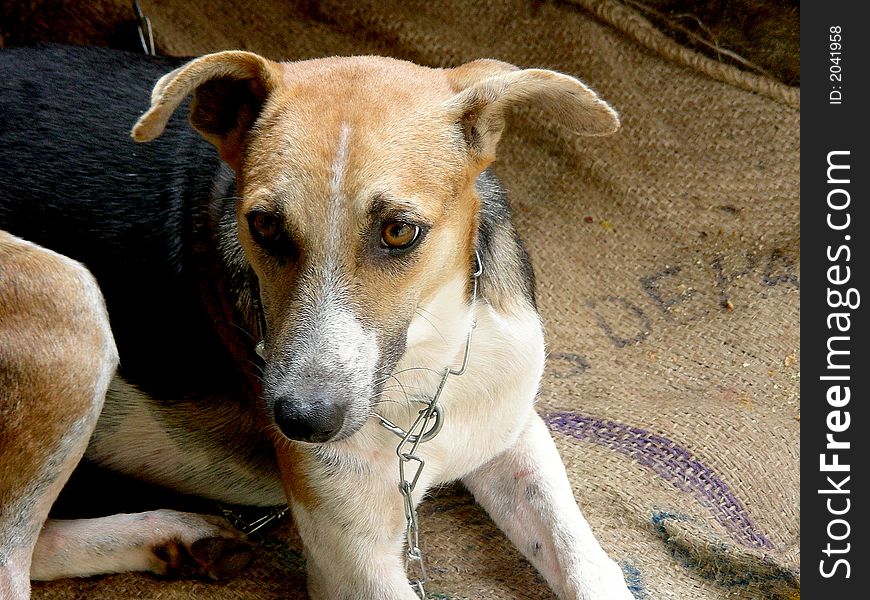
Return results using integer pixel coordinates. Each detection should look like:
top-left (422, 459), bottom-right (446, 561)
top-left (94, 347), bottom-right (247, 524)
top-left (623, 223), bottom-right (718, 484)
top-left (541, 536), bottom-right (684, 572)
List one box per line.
top-left (327, 124), bottom-right (352, 257)
top-left (330, 124), bottom-right (351, 198)
top-left (278, 122), bottom-right (378, 431)
top-left (329, 123), bottom-right (350, 226)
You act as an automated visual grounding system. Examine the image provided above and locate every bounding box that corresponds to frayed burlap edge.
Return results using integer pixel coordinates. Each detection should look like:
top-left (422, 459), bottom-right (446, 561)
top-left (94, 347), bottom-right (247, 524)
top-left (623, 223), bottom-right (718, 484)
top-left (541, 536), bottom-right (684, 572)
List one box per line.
top-left (572, 0), bottom-right (800, 107)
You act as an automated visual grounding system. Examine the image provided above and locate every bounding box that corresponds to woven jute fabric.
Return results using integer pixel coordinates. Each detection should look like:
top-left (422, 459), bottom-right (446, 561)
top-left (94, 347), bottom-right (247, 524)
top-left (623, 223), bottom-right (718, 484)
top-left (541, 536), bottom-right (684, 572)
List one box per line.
top-left (13, 1), bottom-right (799, 598)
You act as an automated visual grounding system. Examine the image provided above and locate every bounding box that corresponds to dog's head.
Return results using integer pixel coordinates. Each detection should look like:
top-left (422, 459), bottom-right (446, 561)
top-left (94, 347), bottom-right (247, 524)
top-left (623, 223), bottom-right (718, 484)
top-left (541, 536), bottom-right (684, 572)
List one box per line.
top-left (132, 51), bottom-right (618, 444)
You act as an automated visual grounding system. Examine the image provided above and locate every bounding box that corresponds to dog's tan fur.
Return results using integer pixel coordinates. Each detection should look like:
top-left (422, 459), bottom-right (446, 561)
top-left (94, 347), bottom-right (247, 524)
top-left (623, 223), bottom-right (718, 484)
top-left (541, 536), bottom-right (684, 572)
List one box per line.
top-left (0, 231), bottom-right (117, 597)
top-left (1, 230), bottom-right (258, 591)
top-left (274, 435), bottom-right (321, 510)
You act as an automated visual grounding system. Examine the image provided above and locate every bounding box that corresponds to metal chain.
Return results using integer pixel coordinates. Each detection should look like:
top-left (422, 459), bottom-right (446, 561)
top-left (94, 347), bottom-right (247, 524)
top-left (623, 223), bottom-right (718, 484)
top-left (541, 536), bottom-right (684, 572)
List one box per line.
top-left (377, 252), bottom-right (482, 599)
top-left (217, 504), bottom-right (290, 541)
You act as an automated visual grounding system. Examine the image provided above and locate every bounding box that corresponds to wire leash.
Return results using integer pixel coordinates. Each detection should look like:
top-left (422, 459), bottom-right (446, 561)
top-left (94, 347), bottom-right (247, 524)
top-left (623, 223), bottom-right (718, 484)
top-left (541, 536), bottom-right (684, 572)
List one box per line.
top-left (375, 251), bottom-right (482, 599)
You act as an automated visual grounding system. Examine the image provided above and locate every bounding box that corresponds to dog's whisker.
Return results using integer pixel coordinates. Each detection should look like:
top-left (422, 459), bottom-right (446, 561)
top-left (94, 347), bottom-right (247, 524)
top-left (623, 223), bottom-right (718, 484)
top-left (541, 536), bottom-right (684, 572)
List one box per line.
top-left (374, 374), bottom-right (433, 394)
top-left (379, 385), bottom-right (430, 397)
top-left (242, 359), bottom-right (265, 379)
top-left (391, 366), bottom-right (443, 376)
top-left (376, 384), bottom-right (433, 398)
top-left (413, 308), bottom-right (447, 342)
top-left (226, 321), bottom-right (258, 343)
top-left (371, 398), bottom-right (410, 410)
top-left (375, 383), bottom-right (411, 402)
top-left (414, 305), bottom-right (437, 318)
top-left (382, 373), bottom-right (410, 402)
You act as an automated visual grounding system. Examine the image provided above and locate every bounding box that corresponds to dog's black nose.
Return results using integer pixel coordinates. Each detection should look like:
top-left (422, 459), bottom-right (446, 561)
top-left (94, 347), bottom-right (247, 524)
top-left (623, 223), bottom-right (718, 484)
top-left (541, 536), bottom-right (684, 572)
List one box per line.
top-left (272, 395), bottom-right (346, 443)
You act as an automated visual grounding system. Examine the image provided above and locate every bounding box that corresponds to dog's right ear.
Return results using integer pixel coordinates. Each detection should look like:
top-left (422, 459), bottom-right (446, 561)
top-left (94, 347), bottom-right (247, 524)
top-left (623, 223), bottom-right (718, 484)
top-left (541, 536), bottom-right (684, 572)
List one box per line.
top-left (131, 51), bottom-right (283, 169)
top-left (445, 59), bottom-right (619, 169)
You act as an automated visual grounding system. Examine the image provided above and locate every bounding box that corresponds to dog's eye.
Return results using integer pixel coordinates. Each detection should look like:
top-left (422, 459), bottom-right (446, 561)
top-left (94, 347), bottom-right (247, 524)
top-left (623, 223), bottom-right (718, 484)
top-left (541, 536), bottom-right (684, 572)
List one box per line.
top-left (381, 221), bottom-right (421, 250)
top-left (248, 212), bottom-right (282, 245)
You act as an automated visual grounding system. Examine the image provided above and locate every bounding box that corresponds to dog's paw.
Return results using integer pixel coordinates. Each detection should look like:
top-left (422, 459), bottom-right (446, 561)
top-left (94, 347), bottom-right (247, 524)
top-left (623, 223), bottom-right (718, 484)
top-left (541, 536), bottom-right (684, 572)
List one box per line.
top-left (571, 558), bottom-right (637, 600)
top-left (147, 511), bottom-right (255, 581)
top-left (153, 535), bottom-right (255, 580)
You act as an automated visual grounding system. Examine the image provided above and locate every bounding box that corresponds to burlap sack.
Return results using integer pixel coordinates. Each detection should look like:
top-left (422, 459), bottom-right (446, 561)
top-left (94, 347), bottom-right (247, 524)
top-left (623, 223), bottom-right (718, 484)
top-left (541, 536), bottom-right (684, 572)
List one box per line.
top-left (7, 1), bottom-right (799, 598)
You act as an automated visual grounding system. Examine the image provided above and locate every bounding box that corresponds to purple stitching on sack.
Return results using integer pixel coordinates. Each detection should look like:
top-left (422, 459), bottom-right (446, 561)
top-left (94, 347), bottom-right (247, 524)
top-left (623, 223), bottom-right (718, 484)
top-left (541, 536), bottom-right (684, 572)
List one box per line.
top-left (545, 412), bottom-right (773, 549)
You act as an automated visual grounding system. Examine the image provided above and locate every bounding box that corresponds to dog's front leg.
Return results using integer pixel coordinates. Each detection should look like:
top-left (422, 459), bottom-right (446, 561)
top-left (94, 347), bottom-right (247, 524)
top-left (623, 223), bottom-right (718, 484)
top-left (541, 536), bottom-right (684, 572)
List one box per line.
top-left (276, 445), bottom-right (421, 600)
top-left (462, 412), bottom-right (634, 600)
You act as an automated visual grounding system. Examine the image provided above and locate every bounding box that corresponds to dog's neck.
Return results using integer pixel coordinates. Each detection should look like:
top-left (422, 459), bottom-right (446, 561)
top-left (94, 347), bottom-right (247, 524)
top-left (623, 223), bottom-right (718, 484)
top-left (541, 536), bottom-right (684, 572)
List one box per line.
top-left (179, 164), bottom-right (265, 396)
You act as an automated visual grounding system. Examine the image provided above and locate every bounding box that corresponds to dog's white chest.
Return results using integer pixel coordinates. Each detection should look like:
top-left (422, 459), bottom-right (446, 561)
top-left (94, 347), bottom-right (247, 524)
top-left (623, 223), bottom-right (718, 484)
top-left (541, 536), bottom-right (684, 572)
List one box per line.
top-left (376, 298), bottom-right (546, 485)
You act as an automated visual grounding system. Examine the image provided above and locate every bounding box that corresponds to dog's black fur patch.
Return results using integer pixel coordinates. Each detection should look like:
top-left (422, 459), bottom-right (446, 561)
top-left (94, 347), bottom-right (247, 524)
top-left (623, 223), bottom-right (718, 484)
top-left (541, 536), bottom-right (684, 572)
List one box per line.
top-left (0, 45), bottom-right (245, 400)
top-left (475, 170), bottom-right (537, 310)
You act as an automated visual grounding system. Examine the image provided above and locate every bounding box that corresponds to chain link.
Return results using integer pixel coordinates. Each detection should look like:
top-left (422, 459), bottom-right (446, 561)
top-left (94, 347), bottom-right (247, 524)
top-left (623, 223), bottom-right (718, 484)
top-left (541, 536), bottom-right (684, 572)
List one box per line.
top-left (378, 252), bottom-right (482, 599)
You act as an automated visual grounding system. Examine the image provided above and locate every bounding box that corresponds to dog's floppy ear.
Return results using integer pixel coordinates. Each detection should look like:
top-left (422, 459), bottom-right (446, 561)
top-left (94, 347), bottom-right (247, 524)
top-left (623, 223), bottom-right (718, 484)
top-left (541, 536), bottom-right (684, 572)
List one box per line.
top-left (131, 51), bottom-right (282, 168)
top-left (445, 59), bottom-right (619, 164)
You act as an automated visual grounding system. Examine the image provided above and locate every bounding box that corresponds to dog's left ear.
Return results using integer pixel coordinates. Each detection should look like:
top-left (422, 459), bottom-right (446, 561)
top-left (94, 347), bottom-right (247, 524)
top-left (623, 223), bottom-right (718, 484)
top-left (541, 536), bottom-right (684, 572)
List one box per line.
top-left (446, 59), bottom-right (619, 165)
top-left (131, 51), bottom-right (283, 169)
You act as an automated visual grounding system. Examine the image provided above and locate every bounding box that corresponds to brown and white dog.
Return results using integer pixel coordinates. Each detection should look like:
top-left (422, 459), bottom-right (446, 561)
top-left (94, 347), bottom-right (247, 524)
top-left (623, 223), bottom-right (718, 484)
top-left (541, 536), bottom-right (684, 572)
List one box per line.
top-left (0, 45), bottom-right (632, 599)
